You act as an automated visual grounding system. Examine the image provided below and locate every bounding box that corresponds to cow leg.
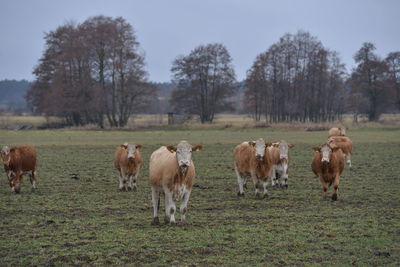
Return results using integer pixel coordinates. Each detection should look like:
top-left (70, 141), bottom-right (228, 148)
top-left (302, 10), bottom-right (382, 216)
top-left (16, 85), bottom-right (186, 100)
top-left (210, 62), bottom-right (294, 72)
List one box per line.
top-left (262, 180), bottom-right (269, 199)
top-left (252, 175), bottom-right (261, 199)
top-left (332, 174), bottom-right (340, 201)
top-left (118, 171), bottom-right (124, 191)
top-left (121, 170), bottom-right (129, 191)
top-left (319, 177), bottom-right (329, 200)
top-left (180, 190), bottom-right (191, 224)
top-left (164, 189), bottom-right (176, 224)
top-left (151, 187), bottom-right (160, 225)
top-left (234, 164), bottom-right (245, 196)
top-left (132, 171), bottom-right (139, 191)
top-left (30, 171), bottom-right (37, 190)
top-left (270, 166), bottom-right (277, 188)
top-left (127, 174), bottom-right (134, 191)
top-left (347, 153), bottom-right (352, 168)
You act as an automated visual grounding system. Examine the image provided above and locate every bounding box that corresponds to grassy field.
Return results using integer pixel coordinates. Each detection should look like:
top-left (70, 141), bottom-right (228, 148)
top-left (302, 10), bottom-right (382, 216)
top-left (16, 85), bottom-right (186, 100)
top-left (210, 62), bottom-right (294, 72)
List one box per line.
top-left (0, 127), bottom-right (399, 266)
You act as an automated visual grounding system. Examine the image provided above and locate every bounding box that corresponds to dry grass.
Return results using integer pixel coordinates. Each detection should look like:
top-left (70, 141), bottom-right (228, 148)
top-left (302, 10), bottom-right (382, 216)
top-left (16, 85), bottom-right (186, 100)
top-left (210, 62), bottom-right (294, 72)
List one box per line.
top-left (1, 113), bottom-right (400, 130)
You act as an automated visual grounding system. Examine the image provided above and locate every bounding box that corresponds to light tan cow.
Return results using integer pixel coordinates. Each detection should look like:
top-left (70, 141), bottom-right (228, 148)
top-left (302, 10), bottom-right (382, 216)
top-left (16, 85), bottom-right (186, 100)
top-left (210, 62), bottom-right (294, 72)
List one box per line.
top-left (327, 136), bottom-right (353, 167)
top-left (149, 141), bottom-right (202, 225)
top-left (328, 127), bottom-right (347, 137)
top-left (234, 138), bottom-right (273, 198)
top-left (114, 143), bottom-right (143, 191)
top-left (311, 143), bottom-right (345, 200)
top-left (1, 145), bottom-right (37, 193)
top-left (268, 140), bottom-right (294, 188)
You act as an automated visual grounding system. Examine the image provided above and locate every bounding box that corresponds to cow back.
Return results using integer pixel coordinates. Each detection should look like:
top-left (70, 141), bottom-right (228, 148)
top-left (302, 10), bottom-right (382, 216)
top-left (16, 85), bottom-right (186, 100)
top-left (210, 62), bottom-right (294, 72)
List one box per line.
top-left (10, 146), bottom-right (36, 172)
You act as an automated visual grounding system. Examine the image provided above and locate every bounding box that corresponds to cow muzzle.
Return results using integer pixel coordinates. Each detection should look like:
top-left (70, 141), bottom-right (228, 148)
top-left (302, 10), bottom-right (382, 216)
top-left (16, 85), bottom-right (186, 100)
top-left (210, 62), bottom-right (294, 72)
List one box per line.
top-left (321, 158), bottom-right (329, 163)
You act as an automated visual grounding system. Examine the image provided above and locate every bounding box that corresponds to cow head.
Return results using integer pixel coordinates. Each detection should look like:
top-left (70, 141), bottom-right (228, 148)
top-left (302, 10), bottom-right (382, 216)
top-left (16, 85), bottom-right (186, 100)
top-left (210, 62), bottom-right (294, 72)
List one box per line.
top-left (249, 138), bottom-right (271, 161)
top-left (1, 146), bottom-right (11, 166)
top-left (313, 144), bottom-right (339, 163)
top-left (9, 175), bottom-right (22, 194)
top-left (121, 143), bottom-right (142, 162)
top-left (339, 127), bottom-right (346, 136)
top-left (273, 141), bottom-right (295, 161)
top-left (167, 141), bottom-right (202, 174)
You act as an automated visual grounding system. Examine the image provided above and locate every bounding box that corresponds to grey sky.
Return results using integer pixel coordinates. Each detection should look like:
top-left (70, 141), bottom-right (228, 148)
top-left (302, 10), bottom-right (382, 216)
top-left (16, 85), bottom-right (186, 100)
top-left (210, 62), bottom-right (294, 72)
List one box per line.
top-left (0, 0), bottom-right (399, 82)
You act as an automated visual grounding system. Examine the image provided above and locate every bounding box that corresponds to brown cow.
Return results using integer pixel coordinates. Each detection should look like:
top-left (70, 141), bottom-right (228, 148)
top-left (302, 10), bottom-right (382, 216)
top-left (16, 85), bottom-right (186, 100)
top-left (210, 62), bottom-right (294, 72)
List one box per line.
top-left (268, 140), bottom-right (294, 188)
top-left (328, 127), bottom-right (347, 137)
top-left (234, 138), bottom-right (273, 198)
top-left (311, 143), bottom-right (344, 200)
top-left (327, 136), bottom-right (353, 167)
top-left (1, 145), bottom-right (37, 193)
top-left (149, 141), bottom-right (202, 225)
top-left (114, 143), bottom-right (143, 191)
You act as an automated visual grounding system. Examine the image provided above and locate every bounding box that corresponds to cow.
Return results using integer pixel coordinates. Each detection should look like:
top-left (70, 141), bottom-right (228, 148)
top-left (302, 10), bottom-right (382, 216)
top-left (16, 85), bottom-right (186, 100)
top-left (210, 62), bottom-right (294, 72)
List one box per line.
top-left (268, 140), bottom-right (294, 188)
top-left (327, 136), bottom-right (353, 167)
top-left (234, 138), bottom-right (273, 199)
top-left (1, 145), bottom-right (37, 193)
top-left (114, 143), bottom-right (143, 191)
top-left (328, 127), bottom-right (347, 137)
top-left (311, 143), bottom-right (344, 200)
top-left (149, 141), bottom-right (202, 225)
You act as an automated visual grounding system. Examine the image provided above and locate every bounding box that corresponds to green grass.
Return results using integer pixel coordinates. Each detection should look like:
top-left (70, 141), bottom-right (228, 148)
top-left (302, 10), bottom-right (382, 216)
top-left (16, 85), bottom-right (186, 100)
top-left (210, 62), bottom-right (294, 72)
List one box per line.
top-left (0, 128), bottom-right (399, 266)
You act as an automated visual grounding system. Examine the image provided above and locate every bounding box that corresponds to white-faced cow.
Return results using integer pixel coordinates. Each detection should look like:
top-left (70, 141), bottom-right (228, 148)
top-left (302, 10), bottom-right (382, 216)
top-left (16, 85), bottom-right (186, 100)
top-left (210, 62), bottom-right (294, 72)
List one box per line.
top-left (1, 145), bottom-right (37, 193)
top-left (311, 143), bottom-right (344, 200)
top-left (149, 141), bottom-right (202, 225)
top-left (268, 140), bottom-right (294, 188)
top-left (327, 136), bottom-right (353, 167)
top-left (114, 143), bottom-right (143, 191)
top-left (233, 138), bottom-right (273, 199)
top-left (328, 127), bottom-right (347, 137)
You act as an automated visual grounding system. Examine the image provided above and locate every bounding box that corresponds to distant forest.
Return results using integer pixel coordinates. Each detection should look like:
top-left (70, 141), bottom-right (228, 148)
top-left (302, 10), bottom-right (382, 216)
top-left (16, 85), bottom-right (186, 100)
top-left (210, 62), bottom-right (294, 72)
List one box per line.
top-left (1, 15), bottom-right (399, 126)
top-left (0, 80), bottom-right (31, 113)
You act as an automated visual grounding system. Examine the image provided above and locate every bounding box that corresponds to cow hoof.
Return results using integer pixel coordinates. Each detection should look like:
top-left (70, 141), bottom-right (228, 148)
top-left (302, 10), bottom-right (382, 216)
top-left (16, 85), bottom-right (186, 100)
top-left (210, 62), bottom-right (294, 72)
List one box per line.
top-left (237, 192), bottom-right (244, 197)
top-left (255, 193), bottom-right (261, 199)
top-left (284, 185), bottom-right (288, 189)
top-left (243, 184), bottom-right (247, 189)
top-left (132, 186), bottom-right (137, 192)
top-left (263, 194), bottom-right (269, 199)
top-left (151, 217), bottom-right (160, 225)
top-left (127, 186), bottom-right (132, 191)
top-left (164, 216), bottom-right (170, 224)
top-left (170, 221), bottom-right (177, 226)
top-left (331, 194), bottom-right (338, 201)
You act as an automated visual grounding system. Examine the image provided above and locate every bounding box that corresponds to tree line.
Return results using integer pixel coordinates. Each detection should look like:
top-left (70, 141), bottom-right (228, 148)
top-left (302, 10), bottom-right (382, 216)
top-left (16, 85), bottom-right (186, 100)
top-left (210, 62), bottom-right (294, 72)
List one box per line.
top-left (26, 16), bottom-right (400, 126)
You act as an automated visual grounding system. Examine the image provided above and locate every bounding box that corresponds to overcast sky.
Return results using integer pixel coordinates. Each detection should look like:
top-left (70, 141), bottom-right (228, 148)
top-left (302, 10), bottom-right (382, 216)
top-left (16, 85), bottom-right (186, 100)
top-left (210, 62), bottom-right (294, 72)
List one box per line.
top-left (0, 0), bottom-right (399, 83)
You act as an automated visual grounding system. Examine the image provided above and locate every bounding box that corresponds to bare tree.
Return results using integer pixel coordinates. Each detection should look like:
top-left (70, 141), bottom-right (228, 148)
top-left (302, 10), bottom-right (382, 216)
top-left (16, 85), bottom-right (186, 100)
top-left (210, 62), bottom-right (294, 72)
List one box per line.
top-left (27, 16), bottom-right (155, 127)
top-left (170, 43), bottom-right (237, 123)
top-left (385, 51), bottom-right (400, 110)
top-left (349, 43), bottom-right (389, 121)
top-left (244, 31), bottom-right (346, 123)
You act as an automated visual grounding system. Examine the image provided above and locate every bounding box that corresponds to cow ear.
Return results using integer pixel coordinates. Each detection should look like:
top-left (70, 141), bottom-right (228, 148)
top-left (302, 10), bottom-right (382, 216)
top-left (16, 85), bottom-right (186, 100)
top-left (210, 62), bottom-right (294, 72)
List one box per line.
top-left (273, 143), bottom-right (279, 148)
top-left (288, 144), bottom-right (295, 148)
top-left (136, 144), bottom-right (143, 150)
top-left (166, 146), bottom-right (177, 153)
top-left (312, 147), bottom-right (320, 152)
top-left (192, 145), bottom-right (202, 152)
top-left (120, 143), bottom-right (128, 149)
top-left (265, 142), bottom-right (272, 147)
top-left (248, 141), bottom-right (256, 147)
